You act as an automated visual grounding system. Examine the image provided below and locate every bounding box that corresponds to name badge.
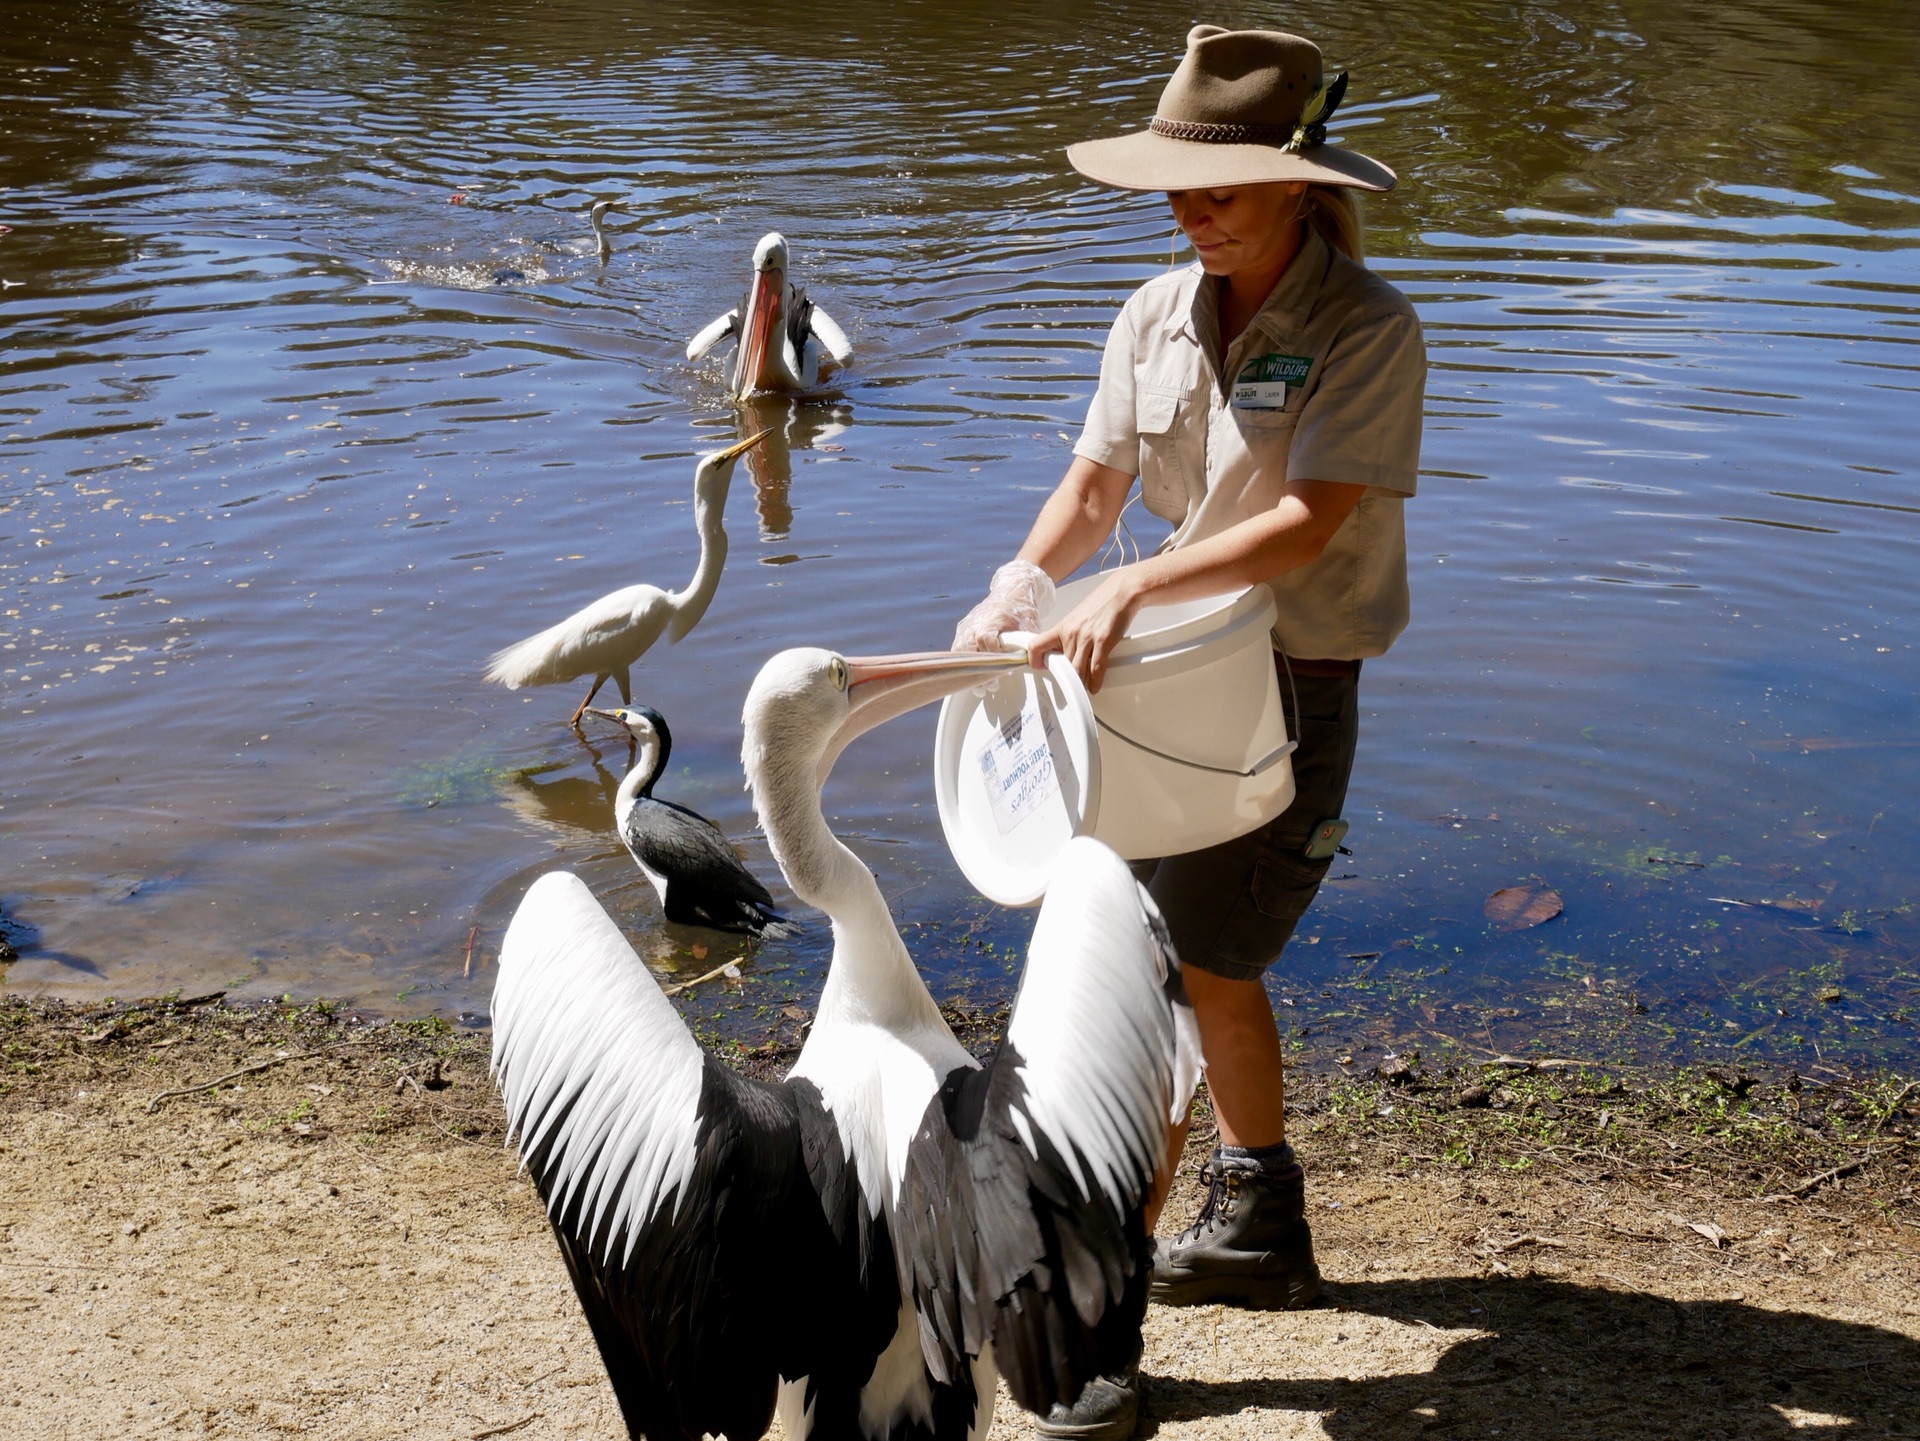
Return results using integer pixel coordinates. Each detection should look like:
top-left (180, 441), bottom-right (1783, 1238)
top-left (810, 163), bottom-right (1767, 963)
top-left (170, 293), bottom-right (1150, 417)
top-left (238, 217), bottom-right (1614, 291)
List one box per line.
top-left (1232, 352), bottom-right (1313, 411)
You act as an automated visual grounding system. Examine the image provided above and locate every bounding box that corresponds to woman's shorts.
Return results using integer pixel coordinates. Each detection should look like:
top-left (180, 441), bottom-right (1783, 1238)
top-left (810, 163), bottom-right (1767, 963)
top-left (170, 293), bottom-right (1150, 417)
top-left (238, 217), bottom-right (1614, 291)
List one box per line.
top-left (1128, 663), bottom-right (1360, 983)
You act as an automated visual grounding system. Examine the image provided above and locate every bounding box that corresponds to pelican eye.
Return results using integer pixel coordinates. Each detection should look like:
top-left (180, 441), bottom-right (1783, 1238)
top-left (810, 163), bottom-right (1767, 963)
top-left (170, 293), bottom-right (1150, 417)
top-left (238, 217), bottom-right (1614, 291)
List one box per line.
top-left (829, 657), bottom-right (849, 691)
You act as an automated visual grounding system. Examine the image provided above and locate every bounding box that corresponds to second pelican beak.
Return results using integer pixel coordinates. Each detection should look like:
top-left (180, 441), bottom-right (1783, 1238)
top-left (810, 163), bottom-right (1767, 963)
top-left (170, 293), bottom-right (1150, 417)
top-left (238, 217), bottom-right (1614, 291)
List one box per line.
top-left (819, 648), bottom-right (1031, 785)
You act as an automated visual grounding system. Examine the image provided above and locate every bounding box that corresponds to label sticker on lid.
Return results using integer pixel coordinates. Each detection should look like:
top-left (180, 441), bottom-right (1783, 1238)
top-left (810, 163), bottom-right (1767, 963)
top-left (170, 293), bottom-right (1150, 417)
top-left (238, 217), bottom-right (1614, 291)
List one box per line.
top-left (977, 696), bottom-right (1061, 836)
top-left (1232, 352), bottom-right (1313, 410)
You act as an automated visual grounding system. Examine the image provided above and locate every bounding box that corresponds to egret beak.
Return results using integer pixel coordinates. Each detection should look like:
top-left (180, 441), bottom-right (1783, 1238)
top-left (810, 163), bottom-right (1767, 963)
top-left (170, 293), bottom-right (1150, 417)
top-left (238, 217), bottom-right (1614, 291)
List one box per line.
top-left (714, 428), bottom-right (771, 462)
top-left (818, 648), bottom-right (1031, 785)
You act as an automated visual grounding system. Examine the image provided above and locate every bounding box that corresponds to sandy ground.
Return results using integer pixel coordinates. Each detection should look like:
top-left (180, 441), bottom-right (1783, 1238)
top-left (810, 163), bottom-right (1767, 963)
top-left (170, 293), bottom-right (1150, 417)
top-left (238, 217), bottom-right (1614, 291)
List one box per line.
top-left (3, 998), bottom-right (1917, 1440)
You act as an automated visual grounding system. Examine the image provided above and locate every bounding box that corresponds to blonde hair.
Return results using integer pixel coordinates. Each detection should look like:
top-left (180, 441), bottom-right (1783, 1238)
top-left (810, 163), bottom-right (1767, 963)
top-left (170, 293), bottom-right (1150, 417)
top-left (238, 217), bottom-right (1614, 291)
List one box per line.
top-left (1303, 185), bottom-right (1363, 261)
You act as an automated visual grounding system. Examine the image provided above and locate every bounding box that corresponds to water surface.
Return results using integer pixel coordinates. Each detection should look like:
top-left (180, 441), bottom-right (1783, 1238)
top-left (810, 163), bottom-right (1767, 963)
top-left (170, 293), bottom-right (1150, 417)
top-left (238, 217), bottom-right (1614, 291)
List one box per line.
top-left (4, 0), bottom-right (1918, 1069)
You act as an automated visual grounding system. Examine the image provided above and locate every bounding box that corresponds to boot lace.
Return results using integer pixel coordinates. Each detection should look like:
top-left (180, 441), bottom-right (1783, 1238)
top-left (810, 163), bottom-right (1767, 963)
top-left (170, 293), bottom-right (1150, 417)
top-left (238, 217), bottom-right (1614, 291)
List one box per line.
top-left (1177, 1162), bottom-right (1242, 1242)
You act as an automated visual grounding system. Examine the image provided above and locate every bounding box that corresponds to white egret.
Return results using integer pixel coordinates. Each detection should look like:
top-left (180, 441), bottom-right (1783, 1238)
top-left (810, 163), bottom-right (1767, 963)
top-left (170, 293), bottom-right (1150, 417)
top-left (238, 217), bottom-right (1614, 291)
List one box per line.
top-left (484, 431), bottom-right (768, 727)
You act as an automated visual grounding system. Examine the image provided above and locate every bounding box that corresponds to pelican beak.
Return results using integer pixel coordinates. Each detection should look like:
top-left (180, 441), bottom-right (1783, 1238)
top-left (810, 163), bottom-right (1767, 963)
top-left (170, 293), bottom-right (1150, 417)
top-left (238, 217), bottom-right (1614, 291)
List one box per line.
top-left (818, 648), bottom-right (1030, 784)
top-left (735, 268), bottom-right (782, 394)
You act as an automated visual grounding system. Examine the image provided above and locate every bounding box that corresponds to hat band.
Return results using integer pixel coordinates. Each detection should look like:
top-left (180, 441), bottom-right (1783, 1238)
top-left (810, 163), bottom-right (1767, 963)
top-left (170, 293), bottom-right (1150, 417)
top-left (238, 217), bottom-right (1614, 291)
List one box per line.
top-left (1149, 116), bottom-right (1296, 145)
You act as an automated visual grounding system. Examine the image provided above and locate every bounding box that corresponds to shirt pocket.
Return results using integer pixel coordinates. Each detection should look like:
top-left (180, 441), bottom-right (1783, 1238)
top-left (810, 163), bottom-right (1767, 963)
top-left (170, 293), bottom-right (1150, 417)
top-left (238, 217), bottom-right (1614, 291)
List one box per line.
top-left (1136, 384), bottom-right (1187, 523)
top-left (1231, 401), bottom-right (1300, 439)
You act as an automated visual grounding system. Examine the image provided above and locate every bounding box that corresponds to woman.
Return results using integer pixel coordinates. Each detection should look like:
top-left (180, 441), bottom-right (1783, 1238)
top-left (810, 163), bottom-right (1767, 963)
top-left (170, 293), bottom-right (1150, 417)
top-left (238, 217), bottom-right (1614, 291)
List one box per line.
top-left (952, 27), bottom-right (1424, 1437)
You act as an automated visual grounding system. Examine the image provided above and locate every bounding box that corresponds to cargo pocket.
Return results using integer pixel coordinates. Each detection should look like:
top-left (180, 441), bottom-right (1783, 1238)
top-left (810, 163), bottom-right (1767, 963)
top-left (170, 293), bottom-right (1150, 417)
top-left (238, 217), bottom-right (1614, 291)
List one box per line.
top-left (1136, 385), bottom-right (1186, 522)
top-left (1250, 844), bottom-right (1332, 924)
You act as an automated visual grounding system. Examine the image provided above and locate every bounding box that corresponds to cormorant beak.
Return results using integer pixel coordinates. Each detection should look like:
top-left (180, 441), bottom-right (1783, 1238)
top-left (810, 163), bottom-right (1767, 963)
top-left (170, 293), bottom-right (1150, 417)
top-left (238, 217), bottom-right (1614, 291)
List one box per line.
top-left (583, 707), bottom-right (627, 724)
top-left (818, 649), bottom-right (1030, 785)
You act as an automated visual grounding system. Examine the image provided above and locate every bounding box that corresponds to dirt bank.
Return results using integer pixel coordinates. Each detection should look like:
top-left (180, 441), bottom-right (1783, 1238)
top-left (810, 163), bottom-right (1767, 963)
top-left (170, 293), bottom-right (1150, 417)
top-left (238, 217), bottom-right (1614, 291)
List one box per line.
top-left (3, 995), bottom-right (1916, 1439)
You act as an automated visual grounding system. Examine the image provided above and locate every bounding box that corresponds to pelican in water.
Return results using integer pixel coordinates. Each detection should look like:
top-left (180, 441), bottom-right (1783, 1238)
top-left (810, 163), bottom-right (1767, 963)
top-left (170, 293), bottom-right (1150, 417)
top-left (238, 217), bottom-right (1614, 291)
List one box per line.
top-left (687, 232), bottom-right (852, 397)
top-left (586, 703), bottom-right (786, 935)
top-left (484, 431), bottom-right (768, 727)
top-left (492, 645), bottom-right (1201, 1440)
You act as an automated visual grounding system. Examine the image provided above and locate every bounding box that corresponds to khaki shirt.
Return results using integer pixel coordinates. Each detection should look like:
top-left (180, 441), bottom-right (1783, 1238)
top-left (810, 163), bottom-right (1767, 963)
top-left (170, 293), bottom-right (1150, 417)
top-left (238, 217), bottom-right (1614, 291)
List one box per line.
top-left (1073, 227), bottom-right (1426, 660)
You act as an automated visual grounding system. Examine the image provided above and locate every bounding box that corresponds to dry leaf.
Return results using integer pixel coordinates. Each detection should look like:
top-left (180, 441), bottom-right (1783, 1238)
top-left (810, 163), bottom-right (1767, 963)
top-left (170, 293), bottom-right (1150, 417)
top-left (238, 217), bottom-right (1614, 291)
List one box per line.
top-left (1659, 1212), bottom-right (1729, 1247)
top-left (690, 942), bottom-right (708, 961)
top-left (1484, 885), bottom-right (1563, 930)
top-left (780, 1005), bottom-right (808, 1022)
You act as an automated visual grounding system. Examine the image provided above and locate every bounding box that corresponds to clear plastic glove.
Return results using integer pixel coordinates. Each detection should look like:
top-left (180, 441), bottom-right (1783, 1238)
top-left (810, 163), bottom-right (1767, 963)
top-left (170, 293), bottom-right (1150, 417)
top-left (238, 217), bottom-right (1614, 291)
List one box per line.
top-left (951, 559), bottom-right (1055, 653)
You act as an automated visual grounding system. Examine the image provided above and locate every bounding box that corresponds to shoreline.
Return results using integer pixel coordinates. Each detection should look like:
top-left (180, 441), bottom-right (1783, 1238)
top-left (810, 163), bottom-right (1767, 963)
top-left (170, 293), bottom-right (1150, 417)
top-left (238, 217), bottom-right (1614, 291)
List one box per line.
top-left (4, 994), bottom-right (1916, 1437)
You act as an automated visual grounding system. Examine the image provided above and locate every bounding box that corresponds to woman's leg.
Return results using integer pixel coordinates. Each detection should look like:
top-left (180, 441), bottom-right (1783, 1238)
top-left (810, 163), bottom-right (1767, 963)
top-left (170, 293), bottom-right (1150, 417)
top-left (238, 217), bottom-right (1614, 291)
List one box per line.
top-left (1140, 666), bottom-right (1360, 1309)
top-left (1142, 970), bottom-right (1286, 1230)
top-left (1185, 967), bottom-right (1288, 1147)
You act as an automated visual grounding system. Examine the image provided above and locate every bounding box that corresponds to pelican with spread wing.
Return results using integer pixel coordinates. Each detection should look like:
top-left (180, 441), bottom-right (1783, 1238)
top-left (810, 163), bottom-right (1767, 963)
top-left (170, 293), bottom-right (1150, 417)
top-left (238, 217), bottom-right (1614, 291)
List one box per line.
top-left (492, 645), bottom-right (1200, 1439)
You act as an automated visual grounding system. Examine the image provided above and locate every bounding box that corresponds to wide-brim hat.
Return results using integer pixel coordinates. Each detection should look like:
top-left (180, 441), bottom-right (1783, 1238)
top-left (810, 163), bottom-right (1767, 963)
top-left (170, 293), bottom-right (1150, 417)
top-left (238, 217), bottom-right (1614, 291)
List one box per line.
top-left (1067, 26), bottom-right (1396, 193)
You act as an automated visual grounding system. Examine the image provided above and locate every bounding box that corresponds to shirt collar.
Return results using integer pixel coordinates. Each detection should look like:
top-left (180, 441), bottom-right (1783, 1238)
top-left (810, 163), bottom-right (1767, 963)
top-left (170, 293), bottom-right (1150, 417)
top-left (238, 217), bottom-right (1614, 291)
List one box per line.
top-left (1163, 225), bottom-right (1333, 357)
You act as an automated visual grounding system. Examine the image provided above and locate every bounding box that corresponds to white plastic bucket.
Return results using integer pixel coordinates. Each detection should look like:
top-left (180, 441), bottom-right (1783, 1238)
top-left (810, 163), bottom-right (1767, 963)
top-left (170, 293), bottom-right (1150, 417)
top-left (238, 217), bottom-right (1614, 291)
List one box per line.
top-left (934, 577), bottom-right (1295, 906)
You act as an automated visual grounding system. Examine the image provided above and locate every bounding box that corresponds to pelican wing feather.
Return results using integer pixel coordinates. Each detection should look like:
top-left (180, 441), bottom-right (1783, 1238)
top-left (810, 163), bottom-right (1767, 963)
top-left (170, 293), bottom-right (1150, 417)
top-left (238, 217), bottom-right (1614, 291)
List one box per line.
top-left (685, 309), bottom-right (738, 361)
top-left (494, 872), bottom-right (892, 1441)
top-left (894, 837), bottom-right (1203, 1415)
top-left (808, 303), bottom-right (853, 365)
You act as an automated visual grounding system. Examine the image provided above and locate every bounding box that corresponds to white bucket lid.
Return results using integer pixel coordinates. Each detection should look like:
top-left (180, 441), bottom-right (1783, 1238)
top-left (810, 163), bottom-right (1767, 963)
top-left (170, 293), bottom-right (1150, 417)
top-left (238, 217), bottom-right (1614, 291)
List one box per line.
top-left (933, 652), bottom-right (1101, 907)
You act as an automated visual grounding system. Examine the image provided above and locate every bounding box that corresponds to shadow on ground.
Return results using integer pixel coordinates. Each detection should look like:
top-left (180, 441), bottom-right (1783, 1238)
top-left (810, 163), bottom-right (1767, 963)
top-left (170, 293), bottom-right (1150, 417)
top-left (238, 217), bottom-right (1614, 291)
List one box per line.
top-left (1143, 1275), bottom-right (1920, 1440)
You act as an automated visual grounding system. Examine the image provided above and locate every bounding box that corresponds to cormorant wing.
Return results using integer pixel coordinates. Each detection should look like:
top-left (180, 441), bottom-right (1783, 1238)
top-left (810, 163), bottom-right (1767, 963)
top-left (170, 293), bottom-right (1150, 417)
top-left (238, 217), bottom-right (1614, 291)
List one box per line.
top-left (629, 798), bottom-right (783, 929)
top-left (685, 309), bottom-right (738, 361)
top-left (492, 872), bottom-right (892, 1441)
top-left (894, 837), bottom-right (1203, 1415)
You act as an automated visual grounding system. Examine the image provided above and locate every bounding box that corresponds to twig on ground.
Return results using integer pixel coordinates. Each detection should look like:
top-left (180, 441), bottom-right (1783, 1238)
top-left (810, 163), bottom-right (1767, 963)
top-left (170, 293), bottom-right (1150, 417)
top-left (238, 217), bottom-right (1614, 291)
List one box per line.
top-left (662, 958), bottom-right (743, 997)
top-left (1785, 1155), bottom-right (1870, 1198)
top-left (143, 1036), bottom-right (380, 1113)
top-left (470, 1415), bottom-right (542, 1440)
top-left (1487, 1233), bottom-right (1567, 1254)
top-left (1872, 1079), bottom-right (1919, 1136)
top-left (463, 926), bottom-right (479, 980)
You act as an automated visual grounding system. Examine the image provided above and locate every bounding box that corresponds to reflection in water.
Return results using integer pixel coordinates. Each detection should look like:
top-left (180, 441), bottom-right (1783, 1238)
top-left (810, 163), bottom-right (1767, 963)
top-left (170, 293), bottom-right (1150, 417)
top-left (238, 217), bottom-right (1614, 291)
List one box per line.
top-left (2, 0), bottom-right (1917, 1071)
top-left (733, 394), bottom-right (854, 538)
top-left (497, 743), bottom-right (630, 844)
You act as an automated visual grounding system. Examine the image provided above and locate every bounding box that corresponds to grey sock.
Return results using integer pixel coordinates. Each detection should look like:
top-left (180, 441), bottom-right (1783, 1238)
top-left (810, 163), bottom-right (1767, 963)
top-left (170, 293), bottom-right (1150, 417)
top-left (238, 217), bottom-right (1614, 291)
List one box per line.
top-left (1216, 1140), bottom-right (1299, 1175)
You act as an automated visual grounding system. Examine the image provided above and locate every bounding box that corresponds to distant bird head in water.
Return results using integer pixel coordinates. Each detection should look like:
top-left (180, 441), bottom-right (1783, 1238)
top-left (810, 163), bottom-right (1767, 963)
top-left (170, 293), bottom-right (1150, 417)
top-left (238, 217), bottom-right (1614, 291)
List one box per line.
top-left (590, 198), bottom-right (623, 258)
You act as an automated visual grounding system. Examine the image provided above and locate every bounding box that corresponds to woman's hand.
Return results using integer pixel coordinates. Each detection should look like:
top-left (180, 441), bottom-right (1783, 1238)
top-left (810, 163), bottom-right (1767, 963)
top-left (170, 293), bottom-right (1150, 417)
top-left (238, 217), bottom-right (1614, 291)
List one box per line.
top-left (952, 559), bottom-right (1055, 653)
top-left (1027, 569), bottom-right (1144, 693)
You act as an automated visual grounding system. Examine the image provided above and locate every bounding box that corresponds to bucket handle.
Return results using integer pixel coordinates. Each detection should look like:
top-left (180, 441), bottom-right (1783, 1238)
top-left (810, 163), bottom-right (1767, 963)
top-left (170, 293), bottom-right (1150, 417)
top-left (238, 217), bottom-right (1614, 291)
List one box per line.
top-left (1095, 716), bottom-right (1297, 779)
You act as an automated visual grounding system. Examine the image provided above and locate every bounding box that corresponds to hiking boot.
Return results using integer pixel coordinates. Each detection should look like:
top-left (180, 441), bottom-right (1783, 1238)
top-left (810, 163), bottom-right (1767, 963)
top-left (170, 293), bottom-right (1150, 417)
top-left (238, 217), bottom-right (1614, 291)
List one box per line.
top-left (1150, 1142), bottom-right (1323, 1310)
top-left (1032, 1365), bottom-right (1140, 1441)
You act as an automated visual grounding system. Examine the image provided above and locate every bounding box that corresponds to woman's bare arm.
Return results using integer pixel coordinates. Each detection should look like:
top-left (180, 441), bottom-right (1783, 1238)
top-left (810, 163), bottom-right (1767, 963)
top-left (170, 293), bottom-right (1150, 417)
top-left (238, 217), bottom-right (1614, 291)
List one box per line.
top-left (1029, 477), bottom-right (1364, 692)
top-left (1013, 455), bottom-right (1137, 580)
